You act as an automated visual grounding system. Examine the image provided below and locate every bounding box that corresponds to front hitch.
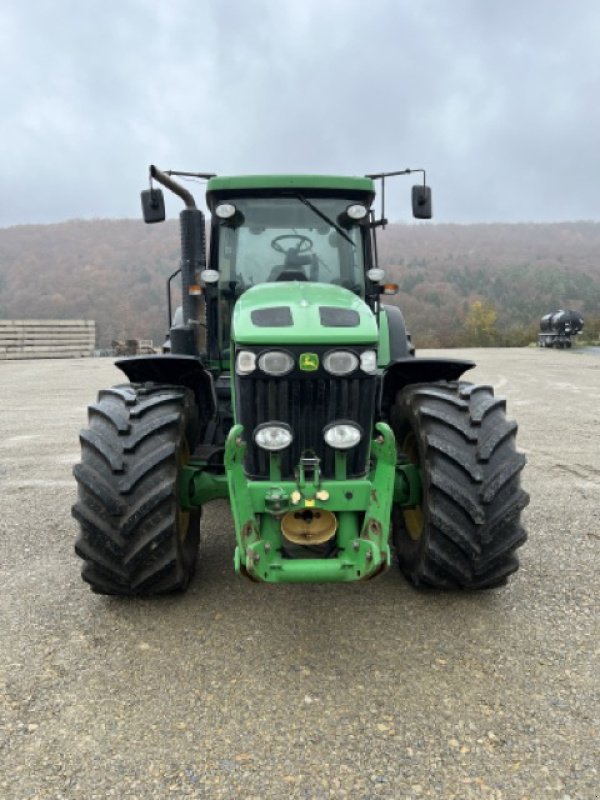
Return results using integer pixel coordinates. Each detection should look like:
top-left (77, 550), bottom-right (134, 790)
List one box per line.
top-left (224, 423), bottom-right (398, 583)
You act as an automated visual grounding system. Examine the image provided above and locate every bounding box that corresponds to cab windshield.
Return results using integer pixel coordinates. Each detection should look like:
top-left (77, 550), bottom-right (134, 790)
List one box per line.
top-left (215, 196), bottom-right (366, 295)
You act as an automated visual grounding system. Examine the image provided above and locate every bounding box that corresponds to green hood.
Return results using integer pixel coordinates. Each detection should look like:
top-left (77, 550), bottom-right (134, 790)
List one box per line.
top-left (232, 283), bottom-right (378, 345)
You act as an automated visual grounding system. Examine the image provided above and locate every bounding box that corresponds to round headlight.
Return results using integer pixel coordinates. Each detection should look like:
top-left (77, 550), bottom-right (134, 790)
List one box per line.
top-left (367, 268), bottom-right (385, 283)
top-left (258, 350), bottom-right (294, 376)
top-left (324, 422), bottom-right (362, 450)
top-left (254, 423), bottom-right (293, 452)
top-left (346, 204), bottom-right (368, 220)
top-left (360, 350), bottom-right (377, 373)
top-left (200, 269), bottom-right (219, 284)
top-left (236, 350), bottom-right (256, 375)
top-left (323, 350), bottom-right (358, 376)
top-left (215, 203), bottom-right (236, 219)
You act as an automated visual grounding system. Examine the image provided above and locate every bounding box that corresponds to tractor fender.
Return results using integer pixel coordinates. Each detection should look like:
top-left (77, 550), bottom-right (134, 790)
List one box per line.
top-left (115, 354), bottom-right (216, 425)
top-left (381, 357), bottom-right (475, 413)
top-left (382, 305), bottom-right (415, 359)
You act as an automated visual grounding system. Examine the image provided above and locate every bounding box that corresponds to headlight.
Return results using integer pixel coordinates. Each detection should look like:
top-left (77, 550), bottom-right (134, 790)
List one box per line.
top-left (323, 350), bottom-right (358, 376)
top-left (215, 203), bottom-right (236, 219)
top-left (346, 204), bottom-right (368, 220)
top-left (323, 422), bottom-right (362, 450)
top-left (258, 350), bottom-right (294, 376)
top-left (236, 350), bottom-right (256, 375)
top-left (200, 269), bottom-right (219, 284)
top-left (367, 267), bottom-right (385, 283)
top-left (360, 350), bottom-right (377, 373)
top-left (254, 423), bottom-right (293, 452)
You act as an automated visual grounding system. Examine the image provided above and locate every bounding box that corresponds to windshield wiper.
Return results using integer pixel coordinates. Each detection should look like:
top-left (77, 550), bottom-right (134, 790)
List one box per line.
top-left (295, 194), bottom-right (356, 248)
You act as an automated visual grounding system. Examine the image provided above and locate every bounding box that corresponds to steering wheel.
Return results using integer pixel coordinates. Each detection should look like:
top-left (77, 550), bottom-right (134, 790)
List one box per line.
top-left (271, 234), bottom-right (313, 254)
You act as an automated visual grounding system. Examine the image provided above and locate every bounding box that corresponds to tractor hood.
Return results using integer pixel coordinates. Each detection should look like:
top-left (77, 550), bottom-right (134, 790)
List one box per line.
top-left (232, 282), bottom-right (378, 345)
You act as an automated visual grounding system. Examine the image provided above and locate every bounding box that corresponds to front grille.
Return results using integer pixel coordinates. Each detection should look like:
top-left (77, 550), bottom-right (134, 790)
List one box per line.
top-left (235, 347), bottom-right (377, 479)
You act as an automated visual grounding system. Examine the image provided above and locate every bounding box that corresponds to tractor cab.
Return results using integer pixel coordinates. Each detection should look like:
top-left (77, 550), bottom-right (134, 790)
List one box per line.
top-left (140, 167), bottom-right (432, 368)
top-left (204, 176), bottom-right (376, 360)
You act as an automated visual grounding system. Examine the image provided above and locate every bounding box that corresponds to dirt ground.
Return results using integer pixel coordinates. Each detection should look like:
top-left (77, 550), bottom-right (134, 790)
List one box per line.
top-left (1, 348), bottom-right (598, 799)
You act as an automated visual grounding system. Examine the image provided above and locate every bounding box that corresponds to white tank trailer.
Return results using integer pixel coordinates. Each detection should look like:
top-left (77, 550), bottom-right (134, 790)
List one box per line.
top-left (538, 309), bottom-right (584, 349)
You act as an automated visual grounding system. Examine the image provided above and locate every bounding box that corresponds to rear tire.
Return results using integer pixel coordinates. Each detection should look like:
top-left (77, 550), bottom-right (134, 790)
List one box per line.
top-left (72, 384), bottom-right (201, 595)
top-left (390, 382), bottom-right (529, 589)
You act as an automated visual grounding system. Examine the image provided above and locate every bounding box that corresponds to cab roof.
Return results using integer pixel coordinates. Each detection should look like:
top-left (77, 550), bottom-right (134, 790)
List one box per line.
top-left (206, 174), bottom-right (375, 208)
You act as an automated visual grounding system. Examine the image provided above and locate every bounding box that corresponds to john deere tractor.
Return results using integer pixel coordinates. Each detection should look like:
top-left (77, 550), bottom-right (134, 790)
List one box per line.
top-left (72, 166), bottom-right (528, 594)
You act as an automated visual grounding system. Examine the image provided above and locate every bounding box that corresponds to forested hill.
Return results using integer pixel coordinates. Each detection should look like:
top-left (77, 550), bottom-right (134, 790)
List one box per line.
top-left (1, 219), bottom-right (599, 348)
top-left (378, 221), bottom-right (600, 345)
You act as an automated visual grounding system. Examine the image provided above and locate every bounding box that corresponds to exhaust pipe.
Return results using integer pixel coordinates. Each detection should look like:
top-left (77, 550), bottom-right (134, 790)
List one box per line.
top-left (149, 164), bottom-right (196, 209)
top-left (149, 166), bottom-right (206, 355)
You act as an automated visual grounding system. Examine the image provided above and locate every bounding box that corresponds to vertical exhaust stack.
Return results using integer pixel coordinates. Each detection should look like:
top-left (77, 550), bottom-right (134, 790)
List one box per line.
top-left (148, 165), bottom-right (207, 356)
top-left (176, 207), bottom-right (206, 356)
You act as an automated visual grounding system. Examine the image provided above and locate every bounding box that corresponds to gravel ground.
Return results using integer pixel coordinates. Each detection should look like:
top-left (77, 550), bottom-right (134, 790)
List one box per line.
top-left (0, 348), bottom-right (599, 800)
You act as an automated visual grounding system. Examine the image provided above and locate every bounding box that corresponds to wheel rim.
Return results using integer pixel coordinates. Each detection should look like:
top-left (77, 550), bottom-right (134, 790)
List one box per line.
top-left (401, 432), bottom-right (424, 541)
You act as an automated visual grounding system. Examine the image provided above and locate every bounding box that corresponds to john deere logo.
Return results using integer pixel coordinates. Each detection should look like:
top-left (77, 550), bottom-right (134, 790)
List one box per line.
top-left (299, 353), bottom-right (319, 371)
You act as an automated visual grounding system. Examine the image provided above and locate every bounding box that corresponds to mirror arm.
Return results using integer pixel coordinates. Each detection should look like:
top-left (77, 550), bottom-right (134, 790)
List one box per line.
top-left (365, 168), bottom-right (427, 229)
top-left (368, 218), bottom-right (388, 229)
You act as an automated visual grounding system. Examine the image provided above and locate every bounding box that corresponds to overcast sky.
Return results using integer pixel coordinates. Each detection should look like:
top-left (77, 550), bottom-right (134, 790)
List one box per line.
top-left (1, 0), bottom-right (599, 227)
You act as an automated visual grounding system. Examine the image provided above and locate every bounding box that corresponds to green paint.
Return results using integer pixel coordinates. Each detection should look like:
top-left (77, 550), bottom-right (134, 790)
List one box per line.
top-left (224, 425), bottom-right (261, 556)
top-left (334, 450), bottom-right (347, 481)
top-left (377, 306), bottom-right (391, 367)
top-left (269, 452), bottom-right (282, 482)
top-left (222, 422), bottom-right (398, 584)
top-left (179, 467), bottom-right (229, 509)
top-left (232, 282), bottom-right (378, 345)
top-left (394, 462), bottom-right (422, 506)
top-left (179, 451), bottom-right (422, 513)
top-left (248, 480), bottom-right (370, 512)
top-left (207, 174), bottom-right (375, 206)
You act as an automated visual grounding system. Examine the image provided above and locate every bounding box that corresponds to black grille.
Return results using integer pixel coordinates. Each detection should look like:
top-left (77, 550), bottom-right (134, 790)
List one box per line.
top-left (235, 346), bottom-right (377, 479)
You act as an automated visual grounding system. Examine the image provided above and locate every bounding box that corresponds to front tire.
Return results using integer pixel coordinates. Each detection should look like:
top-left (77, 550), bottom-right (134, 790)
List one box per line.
top-left (72, 384), bottom-right (201, 595)
top-left (390, 382), bottom-right (529, 589)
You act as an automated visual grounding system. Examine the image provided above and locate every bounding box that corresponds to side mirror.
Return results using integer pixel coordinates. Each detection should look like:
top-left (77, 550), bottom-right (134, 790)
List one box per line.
top-left (412, 185), bottom-right (432, 219)
top-left (141, 188), bottom-right (166, 223)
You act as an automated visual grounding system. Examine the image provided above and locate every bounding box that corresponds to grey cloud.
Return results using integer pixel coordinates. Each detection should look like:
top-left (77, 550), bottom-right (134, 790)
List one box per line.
top-left (1, 0), bottom-right (599, 226)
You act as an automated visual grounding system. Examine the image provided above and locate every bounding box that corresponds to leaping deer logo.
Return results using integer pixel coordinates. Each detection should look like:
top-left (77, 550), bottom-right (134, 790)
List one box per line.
top-left (299, 353), bottom-right (319, 371)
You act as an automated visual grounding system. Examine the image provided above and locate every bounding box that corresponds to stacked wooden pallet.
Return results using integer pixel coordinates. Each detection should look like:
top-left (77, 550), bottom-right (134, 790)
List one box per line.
top-left (0, 320), bottom-right (96, 359)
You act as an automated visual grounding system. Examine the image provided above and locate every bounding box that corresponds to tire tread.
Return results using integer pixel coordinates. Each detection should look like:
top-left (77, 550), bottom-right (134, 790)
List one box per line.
top-left (72, 383), bottom-right (201, 595)
top-left (392, 381), bottom-right (529, 590)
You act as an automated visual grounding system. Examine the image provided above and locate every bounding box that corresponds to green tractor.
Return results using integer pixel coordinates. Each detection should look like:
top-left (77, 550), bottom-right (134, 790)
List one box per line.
top-left (72, 166), bottom-right (528, 593)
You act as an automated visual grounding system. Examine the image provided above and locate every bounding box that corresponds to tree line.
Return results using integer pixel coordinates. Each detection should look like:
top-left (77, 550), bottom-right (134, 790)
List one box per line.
top-left (1, 218), bottom-right (599, 348)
